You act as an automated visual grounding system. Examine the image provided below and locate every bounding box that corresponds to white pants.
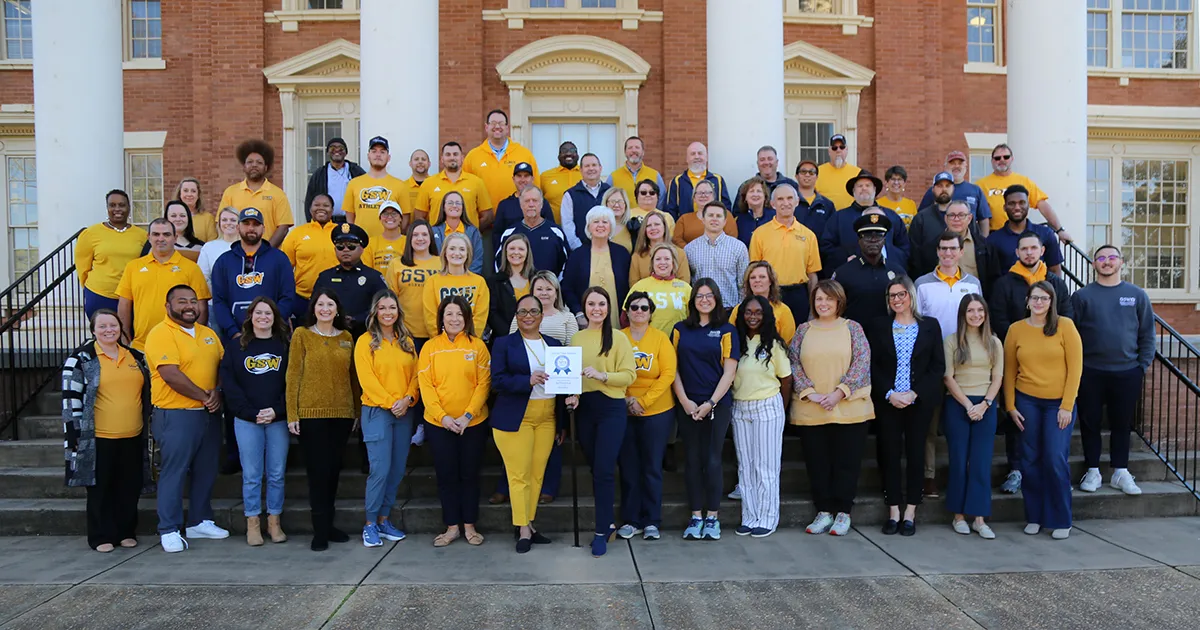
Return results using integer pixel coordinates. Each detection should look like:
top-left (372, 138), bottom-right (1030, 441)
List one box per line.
top-left (732, 394), bottom-right (785, 531)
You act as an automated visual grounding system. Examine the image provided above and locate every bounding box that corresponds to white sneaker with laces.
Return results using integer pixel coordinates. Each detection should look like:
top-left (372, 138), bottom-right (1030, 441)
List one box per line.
top-left (829, 513), bottom-right (852, 536)
top-left (161, 531), bottom-right (189, 553)
top-left (1110, 470), bottom-right (1142, 495)
top-left (185, 520), bottom-right (230, 540)
top-left (806, 512), bottom-right (834, 535)
top-left (1079, 468), bottom-right (1102, 492)
top-left (727, 484), bottom-right (742, 501)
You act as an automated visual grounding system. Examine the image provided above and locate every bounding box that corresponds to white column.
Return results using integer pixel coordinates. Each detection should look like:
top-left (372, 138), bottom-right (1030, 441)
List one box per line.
top-left (1006, 0), bottom-right (1088, 241)
top-left (32, 0), bottom-right (124, 250)
top-left (706, 0), bottom-right (785, 187)
top-left (360, 0), bottom-right (438, 178)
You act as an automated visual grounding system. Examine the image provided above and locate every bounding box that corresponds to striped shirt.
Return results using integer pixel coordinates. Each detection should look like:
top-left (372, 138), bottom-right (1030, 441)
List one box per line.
top-left (684, 232), bottom-right (749, 307)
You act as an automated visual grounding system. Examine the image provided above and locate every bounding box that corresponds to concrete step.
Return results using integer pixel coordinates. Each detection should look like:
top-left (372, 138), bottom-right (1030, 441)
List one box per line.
top-left (0, 481), bottom-right (1193, 537)
top-left (0, 450), bottom-right (1175, 501)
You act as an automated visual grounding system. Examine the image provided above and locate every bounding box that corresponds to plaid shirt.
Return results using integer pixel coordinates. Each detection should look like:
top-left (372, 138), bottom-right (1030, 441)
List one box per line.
top-left (685, 232), bottom-right (749, 307)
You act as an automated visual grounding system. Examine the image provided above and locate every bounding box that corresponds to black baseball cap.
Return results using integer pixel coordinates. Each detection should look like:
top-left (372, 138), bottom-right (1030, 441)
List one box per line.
top-left (368, 136), bottom-right (389, 151)
top-left (326, 137), bottom-right (347, 150)
top-left (513, 162), bottom-right (534, 176)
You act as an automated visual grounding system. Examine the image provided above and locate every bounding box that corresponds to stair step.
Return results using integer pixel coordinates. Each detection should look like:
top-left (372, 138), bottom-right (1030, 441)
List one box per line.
top-left (0, 481), bottom-right (1193, 537)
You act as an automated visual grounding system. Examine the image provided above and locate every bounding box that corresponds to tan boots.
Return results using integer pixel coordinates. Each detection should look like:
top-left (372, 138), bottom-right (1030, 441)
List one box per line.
top-left (267, 514), bottom-right (288, 543)
top-left (246, 516), bottom-right (264, 546)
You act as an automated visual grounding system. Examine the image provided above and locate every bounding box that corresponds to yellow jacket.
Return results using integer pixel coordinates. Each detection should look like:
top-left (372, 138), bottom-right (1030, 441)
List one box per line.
top-left (417, 332), bottom-right (492, 426)
top-left (622, 326), bottom-right (677, 416)
top-left (354, 334), bottom-right (421, 409)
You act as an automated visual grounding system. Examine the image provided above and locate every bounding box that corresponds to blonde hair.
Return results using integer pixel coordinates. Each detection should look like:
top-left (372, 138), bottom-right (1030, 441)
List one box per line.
top-left (648, 243), bottom-right (679, 277)
top-left (601, 187), bottom-right (630, 221)
top-left (634, 210), bottom-right (674, 255)
top-left (439, 232), bottom-right (474, 273)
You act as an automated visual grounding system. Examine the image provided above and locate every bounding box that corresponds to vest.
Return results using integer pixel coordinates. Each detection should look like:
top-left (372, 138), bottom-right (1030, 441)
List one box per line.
top-left (610, 164), bottom-right (661, 202)
top-left (567, 180), bottom-right (611, 245)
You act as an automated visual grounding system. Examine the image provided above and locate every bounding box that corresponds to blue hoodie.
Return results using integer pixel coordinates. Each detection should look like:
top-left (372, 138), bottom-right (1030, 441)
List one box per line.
top-left (210, 240), bottom-right (296, 339)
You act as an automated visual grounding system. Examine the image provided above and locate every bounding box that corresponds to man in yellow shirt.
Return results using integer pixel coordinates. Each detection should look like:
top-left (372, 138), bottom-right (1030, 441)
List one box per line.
top-left (77, 189), bottom-right (147, 319)
top-left (463, 109), bottom-right (538, 217)
top-left (415, 141), bottom-right (494, 228)
top-left (975, 143), bottom-right (1072, 242)
top-left (540, 141), bottom-right (581, 224)
top-left (402, 149), bottom-right (431, 214)
top-left (344, 136), bottom-right (410, 239)
top-left (750, 184), bottom-right (821, 319)
top-left (608, 136), bottom-right (666, 211)
top-left (218, 139), bottom-right (293, 247)
top-left (815, 134), bottom-right (861, 210)
top-left (116, 218), bottom-right (211, 351)
top-left (145, 284), bottom-right (227, 552)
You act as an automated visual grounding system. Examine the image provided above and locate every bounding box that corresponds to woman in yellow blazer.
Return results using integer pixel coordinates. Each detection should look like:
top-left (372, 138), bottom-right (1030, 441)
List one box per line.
top-left (355, 290), bottom-right (420, 548)
top-left (418, 295), bottom-right (492, 548)
top-left (616, 290), bottom-right (677, 541)
top-left (422, 232), bottom-right (489, 336)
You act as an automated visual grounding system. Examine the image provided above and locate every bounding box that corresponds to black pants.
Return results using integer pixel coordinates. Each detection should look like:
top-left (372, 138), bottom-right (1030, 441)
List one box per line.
top-left (677, 403), bottom-right (732, 513)
top-left (426, 421), bottom-right (487, 526)
top-left (86, 436), bottom-right (143, 550)
top-left (801, 422), bottom-right (868, 514)
top-left (1078, 366), bottom-right (1143, 469)
top-left (299, 418), bottom-right (352, 540)
top-left (779, 284), bottom-right (810, 322)
top-left (875, 399), bottom-right (935, 507)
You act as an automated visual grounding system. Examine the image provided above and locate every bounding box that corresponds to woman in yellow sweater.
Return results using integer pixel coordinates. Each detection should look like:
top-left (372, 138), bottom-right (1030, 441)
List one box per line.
top-left (1003, 280), bottom-right (1083, 540)
top-left (286, 288), bottom-right (356, 551)
top-left (616, 291), bottom-right (677, 541)
top-left (423, 232), bottom-right (490, 336)
top-left (731, 261), bottom-right (798, 342)
top-left (76, 190), bottom-right (149, 320)
top-left (385, 220), bottom-right (440, 350)
top-left (629, 210), bottom-right (687, 285)
top-left (628, 244), bottom-right (691, 333)
top-left (603, 187), bottom-right (636, 251)
top-left (418, 295), bottom-right (492, 547)
top-left (355, 290), bottom-right (420, 548)
top-left (571, 286), bottom-right (637, 557)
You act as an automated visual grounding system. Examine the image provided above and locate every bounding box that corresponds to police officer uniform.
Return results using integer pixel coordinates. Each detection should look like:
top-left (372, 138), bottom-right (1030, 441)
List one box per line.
top-left (833, 213), bottom-right (907, 326)
top-left (312, 222), bottom-right (387, 338)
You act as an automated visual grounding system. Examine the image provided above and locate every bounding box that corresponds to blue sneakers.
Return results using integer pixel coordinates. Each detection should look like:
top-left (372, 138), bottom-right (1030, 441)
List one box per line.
top-left (683, 517), bottom-right (704, 540)
top-left (701, 517), bottom-right (721, 540)
top-left (735, 525), bottom-right (753, 536)
top-left (377, 519), bottom-right (407, 542)
top-left (362, 523), bottom-right (382, 548)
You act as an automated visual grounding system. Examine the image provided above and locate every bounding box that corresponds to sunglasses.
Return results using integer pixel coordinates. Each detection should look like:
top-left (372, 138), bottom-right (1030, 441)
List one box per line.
top-left (831, 145), bottom-right (847, 151)
top-left (797, 168), bottom-right (818, 176)
top-left (993, 155), bottom-right (1012, 161)
top-left (627, 303), bottom-right (652, 312)
top-left (638, 190), bottom-right (658, 196)
top-left (335, 243), bottom-right (360, 251)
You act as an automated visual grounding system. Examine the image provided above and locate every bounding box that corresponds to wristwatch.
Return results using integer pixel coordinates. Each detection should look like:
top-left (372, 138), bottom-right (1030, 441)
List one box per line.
top-left (464, 412), bottom-right (474, 421)
top-left (707, 399), bottom-right (717, 408)
top-left (1054, 226), bottom-right (1065, 234)
top-left (983, 398), bottom-right (994, 407)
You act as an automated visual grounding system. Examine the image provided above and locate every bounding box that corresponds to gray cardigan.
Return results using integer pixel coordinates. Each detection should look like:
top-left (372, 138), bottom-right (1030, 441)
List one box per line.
top-left (61, 342), bottom-right (155, 491)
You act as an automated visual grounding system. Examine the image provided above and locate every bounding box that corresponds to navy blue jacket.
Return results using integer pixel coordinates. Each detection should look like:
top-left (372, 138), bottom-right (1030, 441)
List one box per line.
top-left (664, 170), bottom-right (732, 219)
top-left (564, 181), bottom-right (612, 247)
top-left (219, 336), bottom-right (289, 423)
top-left (820, 202), bottom-right (911, 274)
top-left (797, 192), bottom-right (837, 243)
top-left (493, 193), bottom-right (554, 241)
top-left (210, 241), bottom-right (296, 339)
top-left (494, 219), bottom-right (570, 276)
top-left (561, 242), bottom-right (631, 315)
top-left (734, 206), bottom-right (775, 249)
top-left (490, 332), bottom-right (568, 432)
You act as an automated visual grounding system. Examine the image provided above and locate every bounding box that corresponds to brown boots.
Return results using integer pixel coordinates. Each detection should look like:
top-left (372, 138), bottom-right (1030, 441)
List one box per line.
top-left (247, 515), bottom-right (288, 545)
top-left (267, 514), bottom-right (288, 543)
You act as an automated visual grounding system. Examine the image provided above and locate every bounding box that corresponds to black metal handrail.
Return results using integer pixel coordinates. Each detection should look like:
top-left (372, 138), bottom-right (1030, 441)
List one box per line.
top-left (1062, 241), bottom-right (1200, 501)
top-left (0, 228), bottom-right (86, 440)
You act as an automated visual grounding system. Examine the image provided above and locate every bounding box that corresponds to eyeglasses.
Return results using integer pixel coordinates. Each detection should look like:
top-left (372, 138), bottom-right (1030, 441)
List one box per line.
top-left (1095, 254), bottom-right (1122, 263)
top-left (860, 233), bottom-right (885, 242)
top-left (515, 308), bottom-right (543, 317)
top-left (335, 243), bottom-right (360, 251)
top-left (638, 190), bottom-right (658, 197)
top-left (1028, 295), bottom-right (1052, 303)
top-left (887, 291), bottom-right (909, 301)
top-left (993, 154), bottom-right (1012, 161)
top-left (627, 304), bottom-right (652, 312)
top-left (797, 169), bottom-right (818, 176)
top-left (695, 293), bottom-right (716, 302)
top-left (945, 212), bottom-right (971, 220)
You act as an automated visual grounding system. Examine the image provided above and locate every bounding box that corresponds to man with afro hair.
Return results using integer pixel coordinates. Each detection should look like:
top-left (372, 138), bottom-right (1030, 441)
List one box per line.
top-left (219, 139), bottom-right (294, 247)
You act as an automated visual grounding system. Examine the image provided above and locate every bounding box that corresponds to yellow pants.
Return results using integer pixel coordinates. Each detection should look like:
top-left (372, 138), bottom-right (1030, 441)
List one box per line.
top-left (493, 399), bottom-right (557, 527)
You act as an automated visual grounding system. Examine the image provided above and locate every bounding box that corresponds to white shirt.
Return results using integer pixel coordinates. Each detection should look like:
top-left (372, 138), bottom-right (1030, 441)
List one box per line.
top-left (326, 162), bottom-right (352, 215)
top-left (522, 336), bottom-right (554, 400)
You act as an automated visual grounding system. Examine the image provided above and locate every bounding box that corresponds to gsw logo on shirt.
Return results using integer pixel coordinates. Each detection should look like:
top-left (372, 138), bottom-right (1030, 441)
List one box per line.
top-left (440, 285), bottom-right (477, 302)
top-left (633, 349), bottom-right (655, 372)
top-left (236, 272), bottom-right (265, 289)
top-left (244, 353), bottom-right (282, 374)
top-left (398, 268), bottom-right (439, 284)
top-left (359, 186), bottom-right (392, 206)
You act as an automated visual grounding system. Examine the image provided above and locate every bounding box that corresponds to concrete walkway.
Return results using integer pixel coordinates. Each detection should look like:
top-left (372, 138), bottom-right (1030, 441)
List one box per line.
top-left (2, 517), bottom-right (1200, 629)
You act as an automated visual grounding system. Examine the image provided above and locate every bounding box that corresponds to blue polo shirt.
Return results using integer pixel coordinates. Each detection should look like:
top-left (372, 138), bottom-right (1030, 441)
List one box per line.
top-left (919, 181), bottom-right (990, 220)
top-left (986, 221), bottom-right (1064, 269)
top-left (670, 321), bottom-right (741, 406)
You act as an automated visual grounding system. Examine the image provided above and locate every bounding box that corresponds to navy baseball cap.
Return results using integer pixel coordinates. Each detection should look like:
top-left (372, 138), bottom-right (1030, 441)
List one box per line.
top-left (238, 207), bottom-right (264, 223)
top-left (933, 171), bottom-right (954, 185)
top-left (368, 136), bottom-right (389, 151)
top-left (513, 162), bottom-right (534, 176)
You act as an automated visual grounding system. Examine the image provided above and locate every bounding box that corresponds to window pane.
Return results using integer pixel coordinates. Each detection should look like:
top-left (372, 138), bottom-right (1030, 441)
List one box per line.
top-left (529, 0), bottom-right (567, 7)
top-left (967, 6), bottom-right (997, 64)
top-left (130, 1), bottom-right (162, 60)
top-left (305, 122), bottom-right (342, 175)
top-left (798, 0), bottom-right (835, 13)
top-left (796, 122), bottom-right (835, 167)
top-left (581, 0), bottom-right (618, 7)
top-left (530, 122), bottom-right (618, 179)
top-left (1119, 158), bottom-right (1189, 288)
top-left (2, 0), bottom-right (33, 60)
top-left (127, 153), bottom-right (164, 230)
top-left (1121, 5), bottom-right (1189, 69)
top-left (6, 156), bottom-right (38, 279)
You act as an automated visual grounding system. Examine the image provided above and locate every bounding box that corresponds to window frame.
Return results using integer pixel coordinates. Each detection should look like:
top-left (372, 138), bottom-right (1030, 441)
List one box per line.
top-left (125, 150), bottom-right (165, 230)
top-left (963, 0), bottom-right (1006, 73)
top-left (0, 0), bottom-right (33, 66)
top-left (265, 0), bottom-right (360, 33)
top-left (782, 0), bottom-right (874, 35)
top-left (1088, 0), bottom-right (1200, 77)
top-left (483, 0), bottom-right (663, 30)
top-left (122, 0), bottom-right (165, 70)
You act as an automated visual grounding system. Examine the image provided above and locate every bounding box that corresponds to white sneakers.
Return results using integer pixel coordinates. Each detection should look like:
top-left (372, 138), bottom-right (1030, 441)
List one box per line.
top-left (185, 520), bottom-right (230, 540)
top-left (1023, 523), bottom-right (1041, 535)
top-left (806, 512), bottom-right (834, 535)
top-left (160, 531), bottom-right (189, 553)
top-left (1079, 468), bottom-right (1103, 492)
top-left (829, 513), bottom-right (852, 536)
top-left (1110, 470), bottom-right (1142, 495)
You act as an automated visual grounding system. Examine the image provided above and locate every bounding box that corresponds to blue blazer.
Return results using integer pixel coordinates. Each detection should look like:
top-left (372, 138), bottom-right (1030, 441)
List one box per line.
top-left (490, 332), bottom-right (567, 432)
top-left (561, 241), bottom-right (631, 315)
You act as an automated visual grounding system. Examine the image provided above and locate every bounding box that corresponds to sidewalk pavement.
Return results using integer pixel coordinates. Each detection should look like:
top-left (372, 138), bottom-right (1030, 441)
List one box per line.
top-left (2, 517), bottom-right (1199, 629)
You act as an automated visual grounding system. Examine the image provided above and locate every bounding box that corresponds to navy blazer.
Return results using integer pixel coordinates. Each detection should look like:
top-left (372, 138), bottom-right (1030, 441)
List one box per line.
top-left (561, 241), bottom-right (631, 315)
top-left (490, 332), bottom-right (567, 432)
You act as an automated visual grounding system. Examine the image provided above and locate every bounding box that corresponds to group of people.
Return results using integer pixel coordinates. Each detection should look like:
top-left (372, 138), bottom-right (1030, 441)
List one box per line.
top-left (64, 117), bottom-right (1156, 559)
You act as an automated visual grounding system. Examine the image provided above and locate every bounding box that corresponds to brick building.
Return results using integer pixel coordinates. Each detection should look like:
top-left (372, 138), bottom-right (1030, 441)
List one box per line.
top-left (3, 1), bottom-right (1200, 330)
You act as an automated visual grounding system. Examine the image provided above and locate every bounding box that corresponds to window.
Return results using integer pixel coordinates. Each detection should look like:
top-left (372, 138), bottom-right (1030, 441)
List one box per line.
top-left (2, 0), bottom-right (32, 61)
top-left (795, 121), bottom-right (836, 167)
top-left (6, 156), bottom-right (37, 279)
top-left (1086, 157), bottom-right (1113, 252)
top-left (129, 0), bottom-right (162, 59)
top-left (530, 122), bottom-right (617, 179)
top-left (306, 122), bottom-right (343, 176)
top-left (581, 0), bottom-right (617, 6)
top-left (308, 0), bottom-right (343, 7)
top-left (969, 154), bottom-right (990, 180)
top-left (530, 0), bottom-right (565, 6)
top-left (1089, 0), bottom-right (1195, 70)
top-left (529, 1), bottom-right (618, 8)
top-left (796, 0), bottom-right (836, 12)
top-left (127, 153), bottom-right (163, 229)
top-left (967, 0), bottom-right (1000, 64)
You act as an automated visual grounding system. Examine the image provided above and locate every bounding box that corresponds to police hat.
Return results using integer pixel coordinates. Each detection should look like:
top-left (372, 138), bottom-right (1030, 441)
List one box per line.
top-left (854, 212), bottom-right (891, 235)
top-left (238, 207), bottom-right (264, 224)
top-left (331, 222), bottom-right (370, 248)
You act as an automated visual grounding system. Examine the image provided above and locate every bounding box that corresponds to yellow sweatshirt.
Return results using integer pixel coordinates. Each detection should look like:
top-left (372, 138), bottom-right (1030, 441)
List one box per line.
top-left (629, 276), bottom-right (691, 334)
top-left (280, 221), bottom-right (337, 298)
top-left (385, 256), bottom-right (441, 339)
top-left (1003, 318), bottom-right (1084, 412)
top-left (622, 326), bottom-right (677, 415)
top-left (417, 332), bottom-right (492, 426)
top-left (571, 328), bottom-right (637, 399)
top-left (75, 223), bottom-right (148, 298)
top-left (422, 270), bottom-right (490, 336)
top-left (354, 333), bottom-right (421, 409)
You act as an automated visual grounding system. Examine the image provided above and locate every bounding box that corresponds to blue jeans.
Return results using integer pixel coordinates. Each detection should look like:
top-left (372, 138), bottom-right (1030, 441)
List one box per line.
top-left (83, 287), bottom-right (119, 322)
top-left (619, 408), bottom-right (673, 528)
top-left (1014, 391), bottom-right (1075, 529)
top-left (576, 392), bottom-right (628, 535)
top-left (152, 409), bottom-right (220, 534)
top-left (362, 406), bottom-right (414, 522)
top-left (943, 395), bottom-right (997, 518)
top-left (233, 419), bottom-right (289, 516)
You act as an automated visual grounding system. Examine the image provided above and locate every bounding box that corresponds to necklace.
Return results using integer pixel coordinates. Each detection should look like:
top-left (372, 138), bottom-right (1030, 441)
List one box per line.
top-left (104, 221), bottom-right (131, 233)
top-left (522, 335), bottom-right (546, 367)
top-left (310, 325), bottom-right (339, 337)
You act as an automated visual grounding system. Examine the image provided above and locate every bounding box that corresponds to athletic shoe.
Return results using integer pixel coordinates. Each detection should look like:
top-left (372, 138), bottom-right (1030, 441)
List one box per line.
top-left (1001, 470), bottom-right (1022, 494)
top-left (735, 525), bottom-right (753, 536)
top-left (411, 423), bottom-right (425, 446)
top-left (972, 522), bottom-right (996, 540)
top-left (683, 517), bottom-right (704, 540)
top-left (185, 520), bottom-right (229, 540)
top-left (1023, 523), bottom-right (1041, 535)
top-left (1079, 469), bottom-right (1102, 492)
top-left (750, 527), bottom-right (774, 538)
top-left (829, 513), bottom-right (852, 536)
top-left (616, 524), bottom-right (642, 539)
top-left (590, 533), bottom-right (608, 557)
top-left (1051, 528), bottom-right (1071, 540)
top-left (377, 519), bottom-right (407, 541)
top-left (806, 512), bottom-right (834, 535)
top-left (727, 485), bottom-right (742, 500)
top-left (160, 531), bottom-right (188, 553)
top-left (952, 519), bottom-right (970, 535)
top-left (701, 518), bottom-right (721, 540)
top-left (1110, 470), bottom-right (1143, 495)
top-left (362, 523), bottom-right (383, 548)
top-left (643, 525), bottom-right (661, 540)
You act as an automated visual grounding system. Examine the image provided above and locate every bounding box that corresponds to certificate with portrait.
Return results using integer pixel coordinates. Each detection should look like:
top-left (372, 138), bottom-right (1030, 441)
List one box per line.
top-left (545, 346), bottom-right (583, 395)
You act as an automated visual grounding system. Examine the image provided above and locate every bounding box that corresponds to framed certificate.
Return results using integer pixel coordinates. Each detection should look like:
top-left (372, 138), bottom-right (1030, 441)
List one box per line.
top-left (545, 346), bottom-right (583, 395)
